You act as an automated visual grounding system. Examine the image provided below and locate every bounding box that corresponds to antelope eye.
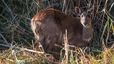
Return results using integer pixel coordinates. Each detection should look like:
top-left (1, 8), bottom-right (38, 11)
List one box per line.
top-left (82, 15), bottom-right (84, 17)
top-left (81, 14), bottom-right (84, 18)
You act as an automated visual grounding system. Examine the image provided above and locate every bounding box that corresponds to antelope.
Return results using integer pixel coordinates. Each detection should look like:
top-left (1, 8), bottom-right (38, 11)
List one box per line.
top-left (31, 8), bottom-right (93, 59)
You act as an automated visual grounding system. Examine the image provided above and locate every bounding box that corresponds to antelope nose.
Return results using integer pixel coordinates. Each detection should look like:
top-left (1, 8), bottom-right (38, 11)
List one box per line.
top-left (84, 22), bottom-right (87, 26)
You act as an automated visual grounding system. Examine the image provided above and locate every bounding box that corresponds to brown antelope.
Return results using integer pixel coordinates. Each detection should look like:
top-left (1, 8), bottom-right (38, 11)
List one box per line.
top-left (31, 8), bottom-right (93, 59)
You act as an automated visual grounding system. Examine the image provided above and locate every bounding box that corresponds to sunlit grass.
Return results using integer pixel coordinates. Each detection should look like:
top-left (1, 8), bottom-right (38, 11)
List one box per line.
top-left (0, 0), bottom-right (114, 64)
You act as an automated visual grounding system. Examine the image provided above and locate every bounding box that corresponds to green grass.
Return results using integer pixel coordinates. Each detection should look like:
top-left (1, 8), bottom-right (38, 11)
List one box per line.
top-left (0, 0), bottom-right (114, 64)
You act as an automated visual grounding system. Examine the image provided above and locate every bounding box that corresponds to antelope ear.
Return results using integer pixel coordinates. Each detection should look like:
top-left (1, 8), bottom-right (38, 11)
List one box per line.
top-left (75, 7), bottom-right (81, 14)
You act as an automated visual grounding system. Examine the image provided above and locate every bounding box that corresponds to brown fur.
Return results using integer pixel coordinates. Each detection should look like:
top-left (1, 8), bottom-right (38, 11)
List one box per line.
top-left (31, 8), bottom-right (93, 59)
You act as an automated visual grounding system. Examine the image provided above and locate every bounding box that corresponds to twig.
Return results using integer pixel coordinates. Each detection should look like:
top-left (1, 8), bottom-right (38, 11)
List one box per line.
top-left (0, 43), bottom-right (44, 54)
top-left (12, 50), bottom-right (18, 61)
top-left (2, 0), bottom-right (15, 20)
top-left (20, 48), bottom-right (44, 54)
top-left (103, 9), bottom-right (114, 21)
top-left (0, 33), bottom-right (9, 45)
top-left (14, 14), bottom-right (31, 21)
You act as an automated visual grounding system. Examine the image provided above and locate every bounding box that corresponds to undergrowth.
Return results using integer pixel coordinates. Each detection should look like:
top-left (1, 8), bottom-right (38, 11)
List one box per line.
top-left (0, 0), bottom-right (114, 64)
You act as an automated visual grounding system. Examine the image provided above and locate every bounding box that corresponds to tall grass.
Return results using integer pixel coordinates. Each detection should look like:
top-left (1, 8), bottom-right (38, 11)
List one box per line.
top-left (0, 0), bottom-right (114, 64)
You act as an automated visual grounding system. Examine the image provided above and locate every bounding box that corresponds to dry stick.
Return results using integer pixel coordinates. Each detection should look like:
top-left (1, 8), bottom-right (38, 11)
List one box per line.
top-left (12, 50), bottom-right (18, 61)
top-left (62, 0), bottom-right (66, 12)
top-left (13, 47), bottom-right (44, 62)
top-left (0, 43), bottom-right (44, 54)
top-left (64, 30), bottom-right (69, 63)
top-left (62, 0), bottom-right (68, 14)
top-left (20, 48), bottom-right (44, 54)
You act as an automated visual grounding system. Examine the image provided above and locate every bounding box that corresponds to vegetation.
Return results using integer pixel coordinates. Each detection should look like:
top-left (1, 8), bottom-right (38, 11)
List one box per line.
top-left (0, 0), bottom-right (114, 64)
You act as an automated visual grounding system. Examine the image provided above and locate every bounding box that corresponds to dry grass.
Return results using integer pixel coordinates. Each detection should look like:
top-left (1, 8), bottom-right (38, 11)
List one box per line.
top-left (0, 0), bottom-right (114, 64)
